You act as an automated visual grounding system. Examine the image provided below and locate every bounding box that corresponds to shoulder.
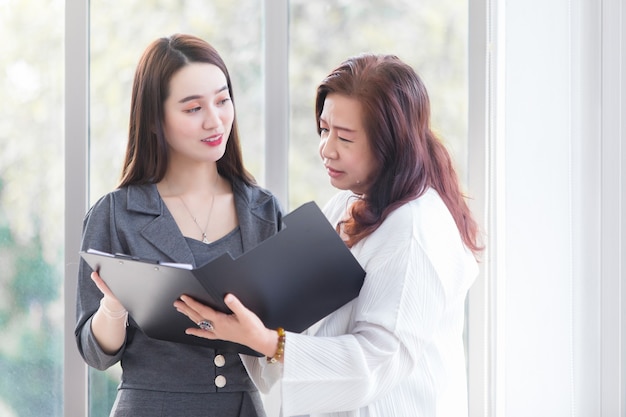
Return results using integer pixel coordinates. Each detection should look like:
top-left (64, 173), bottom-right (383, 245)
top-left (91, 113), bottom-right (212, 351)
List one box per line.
top-left (391, 189), bottom-right (477, 278)
top-left (232, 180), bottom-right (284, 223)
top-left (236, 181), bottom-right (278, 206)
top-left (357, 189), bottom-right (465, 263)
top-left (84, 187), bottom-right (124, 220)
top-left (322, 190), bottom-right (355, 226)
top-left (388, 189), bottom-right (452, 232)
top-left (85, 183), bottom-right (160, 220)
top-left (377, 189), bottom-right (460, 248)
top-left (364, 189), bottom-right (477, 293)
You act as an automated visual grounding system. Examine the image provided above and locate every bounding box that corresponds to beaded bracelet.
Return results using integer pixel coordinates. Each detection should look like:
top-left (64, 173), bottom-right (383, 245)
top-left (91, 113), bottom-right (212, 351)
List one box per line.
top-left (100, 298), bottom-right (129, 327)
top-left (266, 327), bottom-right (286, 364)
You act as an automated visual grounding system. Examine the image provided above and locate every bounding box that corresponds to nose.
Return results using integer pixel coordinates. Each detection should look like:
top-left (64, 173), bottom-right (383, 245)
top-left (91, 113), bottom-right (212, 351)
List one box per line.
top-left (320, 134), bottom-right (338, 161)
top-left (202, 106), bottom-right (221, 130)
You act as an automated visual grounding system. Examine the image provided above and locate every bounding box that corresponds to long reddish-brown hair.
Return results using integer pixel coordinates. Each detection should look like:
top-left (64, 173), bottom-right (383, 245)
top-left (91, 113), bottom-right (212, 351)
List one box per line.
top-left (118, 34), bottom-right (254, 187)
top-left (316, 54), bottom-right (482, 256)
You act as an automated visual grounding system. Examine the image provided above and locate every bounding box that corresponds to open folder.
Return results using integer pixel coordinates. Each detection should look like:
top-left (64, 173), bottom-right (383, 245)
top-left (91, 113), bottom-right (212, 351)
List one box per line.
top-left (80, 201), bottom-right (365, 356)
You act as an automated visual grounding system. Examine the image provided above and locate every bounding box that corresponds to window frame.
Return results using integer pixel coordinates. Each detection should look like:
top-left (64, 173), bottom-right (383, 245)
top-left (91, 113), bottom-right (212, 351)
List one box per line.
top-left (64, 1), bottom-right (89, 416)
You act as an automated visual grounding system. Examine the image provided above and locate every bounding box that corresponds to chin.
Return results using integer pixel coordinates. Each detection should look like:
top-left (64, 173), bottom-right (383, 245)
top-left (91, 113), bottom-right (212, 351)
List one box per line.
top-left (330, 179), bottom-right (349, 191)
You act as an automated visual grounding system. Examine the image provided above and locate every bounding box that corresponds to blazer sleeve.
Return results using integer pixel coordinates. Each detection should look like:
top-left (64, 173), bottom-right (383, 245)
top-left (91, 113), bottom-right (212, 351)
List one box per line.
top-left (74, 193), bottom-right (128, 370)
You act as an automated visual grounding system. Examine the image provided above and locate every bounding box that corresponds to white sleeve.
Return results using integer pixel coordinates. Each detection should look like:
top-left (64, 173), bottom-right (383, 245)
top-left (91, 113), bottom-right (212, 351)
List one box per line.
top-left (280, 226), bottom-right (447, 416)
top-left (241, 353), bottom-right (284, 393)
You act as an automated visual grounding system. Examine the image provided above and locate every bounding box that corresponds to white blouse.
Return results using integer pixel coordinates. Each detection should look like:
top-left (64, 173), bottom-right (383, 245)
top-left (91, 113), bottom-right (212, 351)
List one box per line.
top-left (243, 189), bottom-right (478, 417)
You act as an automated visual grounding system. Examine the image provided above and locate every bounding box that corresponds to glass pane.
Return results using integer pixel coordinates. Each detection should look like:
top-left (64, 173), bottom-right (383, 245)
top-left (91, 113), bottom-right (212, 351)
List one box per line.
top-left (89, 0), bottom-right (265, 206)
top-left (287, 0), bottom-right (471, 392)
top-left (0, 0), bottom-right (65, 416)
top-left (88, 1), bottom-right (263, 414)
top-left (288, 0), bottom-right (469, 208)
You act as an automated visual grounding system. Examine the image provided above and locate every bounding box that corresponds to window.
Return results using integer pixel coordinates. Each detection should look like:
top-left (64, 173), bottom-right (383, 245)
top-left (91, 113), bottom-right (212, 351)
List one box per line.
top-left (89, 0), bottom-right (265, 202)
top-left (288, 0), bottom-right (469, 208)
top-left (0, 1), bottom-right (65, 416)
top-left (59, 1), bottom-right (469, 415)
top-left (60, 0), bottom-right (626, 415)
top-left (87, 1), bottom-right (263, 413)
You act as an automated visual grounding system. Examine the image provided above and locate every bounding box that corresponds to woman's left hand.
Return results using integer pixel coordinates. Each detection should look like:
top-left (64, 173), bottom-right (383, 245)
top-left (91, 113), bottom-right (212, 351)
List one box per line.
top-left (174, 294), bottom-right (278, 357)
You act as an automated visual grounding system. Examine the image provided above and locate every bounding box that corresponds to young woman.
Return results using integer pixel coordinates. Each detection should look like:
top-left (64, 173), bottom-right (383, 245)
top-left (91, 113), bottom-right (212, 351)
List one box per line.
top-left (75, 34), bottom-right (282, 417)
top-left (175, 53), bottom-right (483, 417)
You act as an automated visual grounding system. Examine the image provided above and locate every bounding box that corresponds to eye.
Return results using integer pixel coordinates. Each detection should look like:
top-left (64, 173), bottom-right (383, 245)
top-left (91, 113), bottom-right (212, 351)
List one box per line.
top-left (319, 127), bottom-right (329, 137)
top-left (184, 106), bottom-right (201, 113)
top-left (217, 97), bottom-right (232, 106)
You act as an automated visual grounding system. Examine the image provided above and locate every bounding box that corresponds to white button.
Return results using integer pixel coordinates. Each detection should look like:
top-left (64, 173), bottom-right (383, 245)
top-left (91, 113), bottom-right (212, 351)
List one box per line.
top-left (214, 354), bottom-right (226, 367)
top-left (215, 375), bottom-right (226, 388)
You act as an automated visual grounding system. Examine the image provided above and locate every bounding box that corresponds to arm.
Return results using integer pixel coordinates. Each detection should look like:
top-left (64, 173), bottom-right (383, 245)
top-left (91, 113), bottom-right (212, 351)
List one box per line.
top-left (174, 199), bottom-right (455, 415)
top-left (89, 271), bottom-right (128, 354)
top-left (174, 293), bottom-right (282, 360)
top-left (174, 235), bottom-right (446, 414)
top-left (277, 236), bottom-right (445, 415)
top-left (75, 194), bottom-right (129, 370)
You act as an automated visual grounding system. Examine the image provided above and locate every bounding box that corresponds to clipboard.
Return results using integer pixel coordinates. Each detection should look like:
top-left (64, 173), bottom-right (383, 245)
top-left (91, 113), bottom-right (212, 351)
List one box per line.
top-left (80, 201), bottom-right (365, 356)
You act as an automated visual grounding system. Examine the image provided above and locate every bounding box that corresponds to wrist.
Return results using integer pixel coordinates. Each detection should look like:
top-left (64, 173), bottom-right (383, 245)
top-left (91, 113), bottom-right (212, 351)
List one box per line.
top-left (266, 327), bottom-right (286, 364)
top-left (99, 297), bottom-right (128, 325)
top-left (100, 296), bottom-right (125, 313)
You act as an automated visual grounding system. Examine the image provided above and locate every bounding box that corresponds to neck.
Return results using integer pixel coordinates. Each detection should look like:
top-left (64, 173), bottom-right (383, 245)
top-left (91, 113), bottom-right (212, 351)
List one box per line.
top-left (160, 164), bottom-right (220, 197)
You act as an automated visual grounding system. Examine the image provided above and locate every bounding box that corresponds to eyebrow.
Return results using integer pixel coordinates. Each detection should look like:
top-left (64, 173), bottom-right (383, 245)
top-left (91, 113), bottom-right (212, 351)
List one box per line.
top-left (178, 85), bottom-right (229, 104)
top-left (319, 116), bottom-right (357, 133)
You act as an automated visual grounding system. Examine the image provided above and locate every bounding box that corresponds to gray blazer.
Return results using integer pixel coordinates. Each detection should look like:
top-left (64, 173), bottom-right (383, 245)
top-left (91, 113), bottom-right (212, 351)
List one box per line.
top-left (74, 180), bottom-right (283, 395)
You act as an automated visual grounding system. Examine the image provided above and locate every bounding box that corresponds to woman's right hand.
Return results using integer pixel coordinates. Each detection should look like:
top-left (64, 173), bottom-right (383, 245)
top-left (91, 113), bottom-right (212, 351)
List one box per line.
top-left (91, 271), bottom-right (125, 312)
top-left (90, 270), bottom-right (128, 354)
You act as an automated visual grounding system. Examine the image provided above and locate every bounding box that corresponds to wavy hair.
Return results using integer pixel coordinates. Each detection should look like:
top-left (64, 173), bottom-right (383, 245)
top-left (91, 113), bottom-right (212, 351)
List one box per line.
top-left (316, 54), bottom-right (482, 255)
top-left (118, 34), bottom-right (254, 188)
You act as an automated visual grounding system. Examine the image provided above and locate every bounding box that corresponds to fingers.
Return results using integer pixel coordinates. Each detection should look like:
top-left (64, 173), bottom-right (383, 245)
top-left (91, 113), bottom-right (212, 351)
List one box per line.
top-left (223, 293), bottom-right (246, 316)
top-left (90, 271), bottom-right (125, 311)
top-left (178, 294), bottom-right (207, 311)
top-left (174, 295), bottom-right (215, 326)
top-left (184, 326), bottom-right (218, 339)
top-left (173, 296), bottom-right (221, 340)
top-left (175, 294), bottom-right (245, 326)
top-left (90, 271), bottom-right (111, 295)
top-left (224, 294), bottom-right (247, 308)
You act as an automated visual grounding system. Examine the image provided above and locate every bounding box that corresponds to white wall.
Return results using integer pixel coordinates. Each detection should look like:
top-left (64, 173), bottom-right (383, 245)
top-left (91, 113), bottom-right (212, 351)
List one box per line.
top-left (505, 0), bottom-right (575, 414)
top-left (468, 0), bottom-right (625, 415)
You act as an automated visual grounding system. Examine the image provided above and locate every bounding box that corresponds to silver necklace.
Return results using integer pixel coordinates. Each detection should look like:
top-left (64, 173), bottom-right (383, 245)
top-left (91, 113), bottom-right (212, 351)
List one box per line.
top-left (176, 175), bottom-right (219, 244)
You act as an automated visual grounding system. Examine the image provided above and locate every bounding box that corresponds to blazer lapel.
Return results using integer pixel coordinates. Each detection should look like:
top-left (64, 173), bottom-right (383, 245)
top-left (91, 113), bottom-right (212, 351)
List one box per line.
top-left (127, 184), bottom-right (195, 266)
top-left (233, 181), bottom-right (278, 254)
top-left (142, 214), bottom-right (195, 265)
top-left (125, 181), bottom-right (278, 265)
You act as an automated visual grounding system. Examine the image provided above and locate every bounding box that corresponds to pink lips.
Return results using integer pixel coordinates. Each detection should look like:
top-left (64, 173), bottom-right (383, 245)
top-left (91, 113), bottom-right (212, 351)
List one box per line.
top-left (201, 134), bottom-right (223, 147)
top-left (325, 165), bottom-right (343, 178)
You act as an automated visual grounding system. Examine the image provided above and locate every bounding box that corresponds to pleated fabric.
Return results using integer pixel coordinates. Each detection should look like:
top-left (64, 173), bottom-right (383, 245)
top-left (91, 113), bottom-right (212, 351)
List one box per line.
top-left (243, 189), bottom-right (478, 417)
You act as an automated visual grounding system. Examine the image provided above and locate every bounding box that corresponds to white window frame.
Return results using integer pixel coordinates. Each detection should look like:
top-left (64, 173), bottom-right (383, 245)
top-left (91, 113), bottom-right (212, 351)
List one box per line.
top-left (64, 2), bottom-right (89, 415)
top-left (465, 0), bottom-right (625, 416)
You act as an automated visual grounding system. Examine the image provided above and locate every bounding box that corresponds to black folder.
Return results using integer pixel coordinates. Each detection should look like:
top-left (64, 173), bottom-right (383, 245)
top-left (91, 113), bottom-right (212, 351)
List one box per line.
top-left (80, 201), bottom-right (365, 356)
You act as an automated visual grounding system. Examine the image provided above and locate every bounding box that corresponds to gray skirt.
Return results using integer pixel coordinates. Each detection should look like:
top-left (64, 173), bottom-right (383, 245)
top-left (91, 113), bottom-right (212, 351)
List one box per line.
top-left (110, 389), bottom-right (266, 417)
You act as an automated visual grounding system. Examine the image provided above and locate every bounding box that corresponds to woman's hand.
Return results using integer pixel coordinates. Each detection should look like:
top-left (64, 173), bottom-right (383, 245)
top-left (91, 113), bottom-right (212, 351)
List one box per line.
top-left (89, 270), bottom-right (128, 354)
top-left (90, 271), bottom-right (125, 312)
top-left (174, 294), bottom-right (278, 358)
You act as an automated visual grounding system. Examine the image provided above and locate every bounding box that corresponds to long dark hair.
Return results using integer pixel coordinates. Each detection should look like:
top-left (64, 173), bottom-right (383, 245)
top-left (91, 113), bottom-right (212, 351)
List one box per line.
top-left (316, 54), bottom-right (482, 255)
top-left (118, 34), bottom-right (254, 187)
